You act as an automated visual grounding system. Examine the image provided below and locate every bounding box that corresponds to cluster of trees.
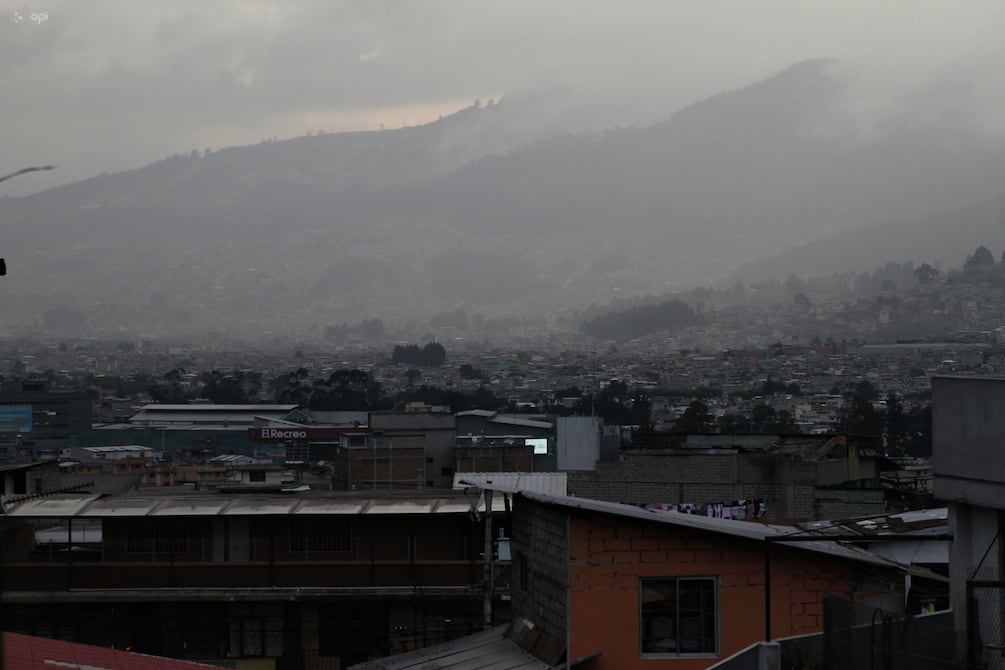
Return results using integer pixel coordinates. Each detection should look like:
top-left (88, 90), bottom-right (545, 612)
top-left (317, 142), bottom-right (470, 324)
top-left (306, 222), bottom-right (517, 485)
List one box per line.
top-left (834, 388), bottom-right (931, 457)
top-left (580, 298), bottom-right (702, 340)
top-left (146, 366), bottom-right (519, 413)
top-left (458, 364), bottom-right (485, 380)
top-left (669, 380), bottom-right (931, 457)
top-left (148, 369), bottom-right (263, 405)
top-left (672, 401), bottom-right (797, 434)
top-left (550, 380), bottom-right (651, 426)
top-left (141, 367), bottom-right (931, 456)
top-left (391, 342), bottom-right (446, 367)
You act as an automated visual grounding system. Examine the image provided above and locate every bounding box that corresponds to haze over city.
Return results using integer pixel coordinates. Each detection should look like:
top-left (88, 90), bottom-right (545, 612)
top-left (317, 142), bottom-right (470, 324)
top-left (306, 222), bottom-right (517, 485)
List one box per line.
top-left (8, 4), bottom-right (1005, 670)
top-left (4, 1), bottom-right (1005, 342)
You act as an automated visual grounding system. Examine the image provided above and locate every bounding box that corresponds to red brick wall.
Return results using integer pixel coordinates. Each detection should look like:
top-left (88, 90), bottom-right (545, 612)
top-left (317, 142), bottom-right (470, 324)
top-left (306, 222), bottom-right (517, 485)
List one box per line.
top-left (568, 512), bottom-right (874, 670)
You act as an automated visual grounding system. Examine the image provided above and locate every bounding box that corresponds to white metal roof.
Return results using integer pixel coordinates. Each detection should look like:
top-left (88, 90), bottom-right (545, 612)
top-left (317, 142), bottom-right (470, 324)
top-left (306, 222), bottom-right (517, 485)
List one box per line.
top-left (489, 415), bottom-right (553, 430)
top-left (2, 493), bottom-right (487, 518)
top-left (454, 472), bottom-right (567, 497)
top-left (2, 494), bottom-right (101, 517)
top-left (94, 422), bottom-right (254, 432)
top-left (82, 445), bottom-right (153, 453)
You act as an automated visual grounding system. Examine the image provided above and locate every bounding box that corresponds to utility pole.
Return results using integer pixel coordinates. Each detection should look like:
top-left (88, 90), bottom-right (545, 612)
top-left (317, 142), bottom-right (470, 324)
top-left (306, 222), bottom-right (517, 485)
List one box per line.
top-left (482, 489), bottom-right (494, 629)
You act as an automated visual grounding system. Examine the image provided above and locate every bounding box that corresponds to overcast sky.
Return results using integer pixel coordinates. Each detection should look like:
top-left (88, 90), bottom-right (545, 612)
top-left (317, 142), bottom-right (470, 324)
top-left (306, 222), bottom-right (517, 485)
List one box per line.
top-left (2, 0), bottom-right (1004, 195)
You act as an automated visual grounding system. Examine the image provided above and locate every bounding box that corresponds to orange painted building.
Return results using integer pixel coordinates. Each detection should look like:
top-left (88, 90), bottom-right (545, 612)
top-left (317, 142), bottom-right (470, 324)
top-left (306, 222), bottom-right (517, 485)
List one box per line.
top-left (509, 491), bottom-right (908, 670)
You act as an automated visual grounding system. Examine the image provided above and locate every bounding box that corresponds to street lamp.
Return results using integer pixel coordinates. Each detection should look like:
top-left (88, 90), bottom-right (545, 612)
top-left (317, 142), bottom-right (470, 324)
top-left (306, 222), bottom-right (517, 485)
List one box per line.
top-left (0, 165), bottom-right (56, 275)
top-left (0, 165), bottom-right (55, 184)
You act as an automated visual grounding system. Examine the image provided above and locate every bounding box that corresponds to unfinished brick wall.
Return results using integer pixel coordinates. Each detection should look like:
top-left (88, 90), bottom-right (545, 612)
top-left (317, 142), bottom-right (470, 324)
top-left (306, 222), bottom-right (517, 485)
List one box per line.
top-left (566, 510), bottom-right (881, 670)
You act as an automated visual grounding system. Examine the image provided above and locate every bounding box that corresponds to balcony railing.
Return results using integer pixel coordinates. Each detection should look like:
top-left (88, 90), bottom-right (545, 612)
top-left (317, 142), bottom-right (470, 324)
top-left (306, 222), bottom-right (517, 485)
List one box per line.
top-left (0, 559), bottom-right (484, 592)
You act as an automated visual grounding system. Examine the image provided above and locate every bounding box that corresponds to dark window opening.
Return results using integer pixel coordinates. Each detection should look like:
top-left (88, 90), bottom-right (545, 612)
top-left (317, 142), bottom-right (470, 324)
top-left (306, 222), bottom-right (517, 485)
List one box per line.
top-left (290, 517), bottom-right (350, 552)
top-left (228, 604), bottom-right (283, 658)
top-left (640, 577), bottom-right (717, 657)
top-left (126, 519), bottom-right (188, 553)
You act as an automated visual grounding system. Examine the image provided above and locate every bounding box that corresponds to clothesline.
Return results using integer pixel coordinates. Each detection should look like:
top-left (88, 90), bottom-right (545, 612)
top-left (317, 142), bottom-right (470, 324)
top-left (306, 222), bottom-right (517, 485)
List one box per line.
top-left (642, 499), bottom-right (767, 520)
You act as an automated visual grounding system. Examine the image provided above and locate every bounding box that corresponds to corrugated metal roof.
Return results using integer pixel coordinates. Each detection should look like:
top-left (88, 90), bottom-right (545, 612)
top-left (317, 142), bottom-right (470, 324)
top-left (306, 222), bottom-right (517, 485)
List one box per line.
top-left (223, 499), bottom-right (300, 516)
top-left (295, 498), bottom-right (369, 515)
top-left (2, 494), bottom-right (101, 517)
top-left (0, 461), bottom-right (52, 472)
top-left (82, 445), bottom-right (153, 453)
top-left (130, 412), bottom-right (272, 425)
top-left (80, 498), bottom-right (159, 517)
top-left (149, 499), bottom-right (230, 516)
top-left (518, 491), bottom-right (899, 568)
top-left (489, 415), bottom-right (553, 430)
top-left (94, 422), bottom-right (253, 432)
top-left (454, 472), bottom-right (567, 497)
top-left (347, 625), bottom-right (554, 670)
top-left (139, 404), bottom-right (300, 412)
top-left (3, 631), bottom-right (220, 670)
top-left (3, 493), bottom-right (487, 518)
top-left (366, 499), bottom-right (444, 515)
top-left (798, 507), bottom-right (949, 537)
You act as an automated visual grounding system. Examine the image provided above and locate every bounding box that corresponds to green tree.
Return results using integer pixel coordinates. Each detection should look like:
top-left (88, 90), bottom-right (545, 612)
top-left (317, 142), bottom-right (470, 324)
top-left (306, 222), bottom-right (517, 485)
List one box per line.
top-left (903, 404), bottom-right (932, 457)
top-left (965, 245), bottom-right (996, 275)
top-left (718, 413), bottom-right (751, 433)
top-left (675, 400), bottom-right (713, 434)
top-left (459, 364), bottom-right (484, 380)
top-left (269, 368), bottom-right (312, 405)
top-left (198, 370), bottom-right (262, 404)
top-left (854, 379), bottom-right (879, 402)
top-left (883, 391), bottom-right (907, 455)
top-left (309, 369), bottom-right (389, 411)
top-left (473, 386), bottom-right (503, 410)
top-left (837, 393), bottom-right (882, 437)
top-left (149, 368), bottom-right (189, 403)
top-left (750, 404), bottom-right (778, 433)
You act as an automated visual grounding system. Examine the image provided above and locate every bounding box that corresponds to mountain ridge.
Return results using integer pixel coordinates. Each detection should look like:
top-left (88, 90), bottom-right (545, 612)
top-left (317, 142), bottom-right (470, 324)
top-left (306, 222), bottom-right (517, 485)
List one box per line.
top-left (4, 60), bottom-right (1005, 339)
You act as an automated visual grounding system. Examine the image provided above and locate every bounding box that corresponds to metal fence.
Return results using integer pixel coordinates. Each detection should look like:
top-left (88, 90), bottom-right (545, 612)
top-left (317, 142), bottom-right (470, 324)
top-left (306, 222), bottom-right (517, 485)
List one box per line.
top-left (779, 598), bottom-right (958, 670)
top-left (968, 580), bottom-right (1005, 670)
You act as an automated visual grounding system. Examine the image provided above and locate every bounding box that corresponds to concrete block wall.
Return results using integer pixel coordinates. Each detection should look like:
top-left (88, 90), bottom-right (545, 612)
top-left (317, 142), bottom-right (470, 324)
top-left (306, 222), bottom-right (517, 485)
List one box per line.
top-left (566, 452), bottom-right (833, 522)
top-left (511, 497), bottom-right (568, 646)
top-left (813, 498), bottom-right (887, 522)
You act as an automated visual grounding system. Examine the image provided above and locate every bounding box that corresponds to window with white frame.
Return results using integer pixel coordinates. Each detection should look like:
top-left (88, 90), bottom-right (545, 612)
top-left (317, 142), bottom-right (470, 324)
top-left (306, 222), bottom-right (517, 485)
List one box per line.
top-left (640, 577), bottom-right (717, 656)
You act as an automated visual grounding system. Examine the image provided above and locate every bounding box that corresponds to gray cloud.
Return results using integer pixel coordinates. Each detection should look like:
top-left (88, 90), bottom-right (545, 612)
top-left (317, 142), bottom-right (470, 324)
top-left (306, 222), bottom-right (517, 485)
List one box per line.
top-left (3, 0), bottom-right (1005, 194)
